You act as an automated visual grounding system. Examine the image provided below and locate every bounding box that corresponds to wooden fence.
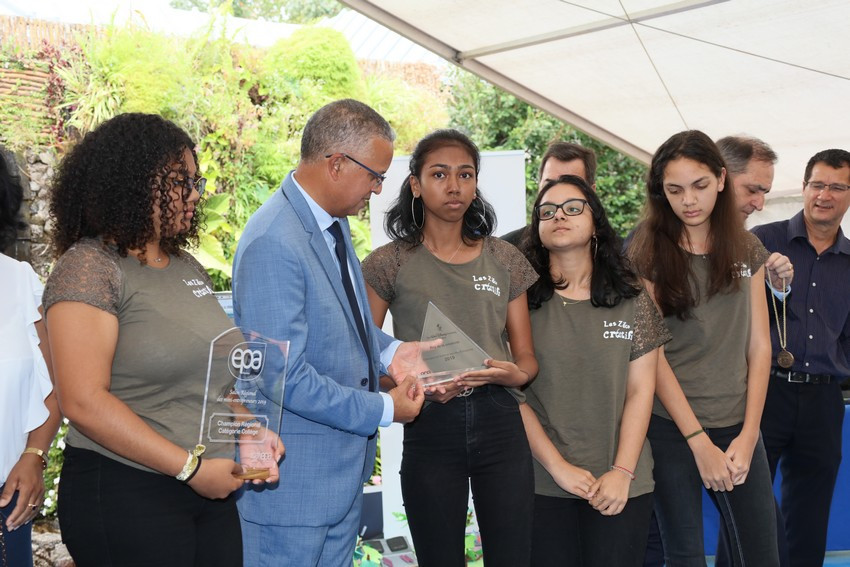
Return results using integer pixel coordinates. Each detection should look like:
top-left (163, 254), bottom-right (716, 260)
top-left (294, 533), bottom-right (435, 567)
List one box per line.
top-left (0, 15), bottom-right (88, 50)
top-left (0, 67), bottom-right (53, 147)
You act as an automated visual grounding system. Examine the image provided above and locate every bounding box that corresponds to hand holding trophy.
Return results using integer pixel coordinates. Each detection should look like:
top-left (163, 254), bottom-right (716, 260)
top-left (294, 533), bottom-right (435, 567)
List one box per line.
top-left (414, 302), bottom-right (491, 397)
top-left (199, 327), bottom-right (289, 482)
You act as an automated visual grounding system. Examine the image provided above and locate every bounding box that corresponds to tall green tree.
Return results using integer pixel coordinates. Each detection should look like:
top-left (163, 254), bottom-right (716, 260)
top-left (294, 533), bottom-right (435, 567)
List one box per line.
top-left (447, 68), bottom-right (647, 236)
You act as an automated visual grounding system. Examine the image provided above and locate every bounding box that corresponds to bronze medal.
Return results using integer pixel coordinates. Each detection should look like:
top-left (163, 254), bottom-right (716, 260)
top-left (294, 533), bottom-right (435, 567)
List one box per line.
top-left (769, 277), bottom-right (794, 370)
top-left (777, 349), bottom-right (794, 369)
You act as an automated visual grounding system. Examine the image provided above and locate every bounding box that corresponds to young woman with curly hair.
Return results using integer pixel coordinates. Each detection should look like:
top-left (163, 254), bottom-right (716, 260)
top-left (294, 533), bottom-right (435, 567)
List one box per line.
top-left (361, 129), bottom-right (538, 566)
top-left (628, 130), bottom-right (778, 566)
top-left (44, 113), bottom-right (282, 566)
top-left (518, 174), bottom-right (669, 566)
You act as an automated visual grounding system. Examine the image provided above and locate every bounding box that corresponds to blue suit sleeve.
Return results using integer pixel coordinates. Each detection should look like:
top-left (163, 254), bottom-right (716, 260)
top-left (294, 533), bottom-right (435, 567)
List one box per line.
top-left (233, 235), bottom-right (384, 437)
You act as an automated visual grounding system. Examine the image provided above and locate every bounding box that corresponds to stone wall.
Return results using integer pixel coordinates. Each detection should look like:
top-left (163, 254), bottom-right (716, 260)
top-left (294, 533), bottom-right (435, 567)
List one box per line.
top-left (24, 148), bottom-right (56, 278)
top-left (1, 147), bottom-right (54, 278)
top-left (32, 522), bottom-right (74, 566)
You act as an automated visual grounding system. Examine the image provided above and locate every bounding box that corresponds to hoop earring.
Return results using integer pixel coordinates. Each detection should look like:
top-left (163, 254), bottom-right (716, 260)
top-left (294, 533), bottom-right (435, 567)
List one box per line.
top-left (465, 197), bottom-right (487, 231)
top-left (411, 195), bottom-right (423, 230)
top-left (591, 235), bottom-right (598, 259)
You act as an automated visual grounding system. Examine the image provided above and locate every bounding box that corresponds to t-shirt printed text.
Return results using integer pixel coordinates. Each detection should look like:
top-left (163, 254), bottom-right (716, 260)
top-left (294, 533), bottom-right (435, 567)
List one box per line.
top-left (603, 319), bottom-right (633, 341)
top-left (184, 277), bottom-right (214, 298)
top-left (472, 274), bottom-right (501, 297)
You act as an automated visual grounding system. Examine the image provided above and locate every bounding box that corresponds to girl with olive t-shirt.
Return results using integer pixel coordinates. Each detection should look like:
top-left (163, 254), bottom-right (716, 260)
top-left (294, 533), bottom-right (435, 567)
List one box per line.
top-left (362, 129), bottom-right (538, 567)
top-left (628, 130), bottom-right (779, 566)
top-left (519, 175), bottom-right (670, 567)
top-left (44, 114), bottom-right (283, 566)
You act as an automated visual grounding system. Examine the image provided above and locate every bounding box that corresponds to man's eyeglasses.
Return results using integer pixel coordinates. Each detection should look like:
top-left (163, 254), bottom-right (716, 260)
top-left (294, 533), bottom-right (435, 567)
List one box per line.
top-left (325, 153), bottom-right (386, 188)
top-left (805, 181), bottom-right (850, 193)
top-left (535, 198), bottom-right (590, 220)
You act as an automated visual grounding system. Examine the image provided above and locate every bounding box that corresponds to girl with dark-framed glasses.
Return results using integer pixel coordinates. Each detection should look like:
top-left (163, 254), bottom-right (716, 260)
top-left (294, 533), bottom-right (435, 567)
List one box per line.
top-left (519, 174), bottom-right (669, 566)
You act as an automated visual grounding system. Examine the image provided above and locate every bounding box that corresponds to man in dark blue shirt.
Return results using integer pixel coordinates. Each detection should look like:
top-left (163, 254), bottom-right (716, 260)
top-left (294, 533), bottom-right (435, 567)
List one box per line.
top-left (751, 148), bottom-right (850, 567)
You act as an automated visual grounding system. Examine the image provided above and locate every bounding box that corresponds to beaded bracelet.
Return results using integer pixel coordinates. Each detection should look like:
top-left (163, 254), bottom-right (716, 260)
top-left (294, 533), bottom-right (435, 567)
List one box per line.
top-left (610, 465), bottom-right (635, 480)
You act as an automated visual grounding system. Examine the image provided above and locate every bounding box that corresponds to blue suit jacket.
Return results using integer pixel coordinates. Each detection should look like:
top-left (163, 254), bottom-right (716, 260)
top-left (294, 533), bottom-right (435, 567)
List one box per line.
top-left (232, 173), bottom-right (394, 527)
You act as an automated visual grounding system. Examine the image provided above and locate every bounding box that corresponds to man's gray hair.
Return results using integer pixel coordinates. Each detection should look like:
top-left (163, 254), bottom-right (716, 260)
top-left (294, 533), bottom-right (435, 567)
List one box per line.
top-left (716, 135), bottom-right (778, 175)
top-left (301, 99), bottom-right (395, 162)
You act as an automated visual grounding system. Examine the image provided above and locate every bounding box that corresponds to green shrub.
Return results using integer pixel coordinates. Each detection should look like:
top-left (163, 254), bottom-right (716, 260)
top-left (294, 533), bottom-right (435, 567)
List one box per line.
top-left (363, 73), bottom-right (447, 154)
top-left (262, 26), bottom-right (365, 107)
top-left (447, 67), bottom-right (647, 235)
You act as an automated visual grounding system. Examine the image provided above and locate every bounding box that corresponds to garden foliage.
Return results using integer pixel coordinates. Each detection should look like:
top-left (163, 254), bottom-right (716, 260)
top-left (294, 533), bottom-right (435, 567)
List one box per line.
top-left (0, 11), bottom-right (448, 289)
top-left (447, 67), bottom-right (647, 236)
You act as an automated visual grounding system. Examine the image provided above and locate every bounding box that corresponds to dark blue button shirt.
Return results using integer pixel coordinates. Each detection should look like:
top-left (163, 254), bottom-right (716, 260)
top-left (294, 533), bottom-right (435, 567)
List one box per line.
top-left (752, 211), bottom-right (850, 378)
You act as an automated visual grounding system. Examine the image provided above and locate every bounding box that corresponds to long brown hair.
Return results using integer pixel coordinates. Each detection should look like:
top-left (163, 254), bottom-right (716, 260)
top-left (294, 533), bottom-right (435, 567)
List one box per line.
top-left (629, 130), bottom-right (746, 320)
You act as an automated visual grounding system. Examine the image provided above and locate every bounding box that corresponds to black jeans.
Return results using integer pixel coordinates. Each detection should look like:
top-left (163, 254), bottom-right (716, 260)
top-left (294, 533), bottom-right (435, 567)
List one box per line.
top-left (531, 492), bottom-right (653, 567)
top-left (648, 415), bottom-right (779, 567)
top-left (58, 445), bottom-right (242, 567)
top-left (400, 385), bottom-right (534, 567)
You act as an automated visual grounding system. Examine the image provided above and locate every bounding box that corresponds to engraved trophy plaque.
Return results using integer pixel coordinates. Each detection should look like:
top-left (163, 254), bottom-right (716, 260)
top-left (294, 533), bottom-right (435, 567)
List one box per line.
top-left (200, 327), bottom-right (289, 480)
top-left (417, 302), bottom-right (490, 387)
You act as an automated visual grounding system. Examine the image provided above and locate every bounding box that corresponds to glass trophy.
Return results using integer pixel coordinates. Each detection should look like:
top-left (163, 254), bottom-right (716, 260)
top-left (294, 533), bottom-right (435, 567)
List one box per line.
top-left (199, 327), bottom-right (289, 480)
top-left (417, 302), bottom-right (491, 387)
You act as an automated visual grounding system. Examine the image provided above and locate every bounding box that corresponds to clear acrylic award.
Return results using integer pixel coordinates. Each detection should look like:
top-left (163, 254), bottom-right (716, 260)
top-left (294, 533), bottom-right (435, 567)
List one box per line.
top-left (199, 327), bottom-right (289, 480)
top-left (417, 302), bottom-right (490, 387)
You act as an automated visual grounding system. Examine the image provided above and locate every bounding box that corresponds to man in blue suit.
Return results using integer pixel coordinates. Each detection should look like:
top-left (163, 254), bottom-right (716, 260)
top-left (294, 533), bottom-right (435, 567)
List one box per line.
top-left (233, 99), bottom-right (425, 566)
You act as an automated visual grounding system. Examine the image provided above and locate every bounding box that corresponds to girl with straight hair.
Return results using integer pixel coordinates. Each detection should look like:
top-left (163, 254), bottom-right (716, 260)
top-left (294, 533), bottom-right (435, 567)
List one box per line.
top-left (628, 130), bottom-right (778, 566)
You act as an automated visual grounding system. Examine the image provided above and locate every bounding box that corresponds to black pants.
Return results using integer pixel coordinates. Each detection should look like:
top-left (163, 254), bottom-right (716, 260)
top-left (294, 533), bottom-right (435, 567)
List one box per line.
top-left (649, 416), bottom-right (778, 567)
top-left (400, 385), bottom-right (534, 567)
top-left (760, 377), bottom-right (845, 566)
top-left (58, 445), bottom-right (242, 567)
top-left (532, 492), bottom-right (653, 567)
top-left (642, 511), bottom-right (664, 567)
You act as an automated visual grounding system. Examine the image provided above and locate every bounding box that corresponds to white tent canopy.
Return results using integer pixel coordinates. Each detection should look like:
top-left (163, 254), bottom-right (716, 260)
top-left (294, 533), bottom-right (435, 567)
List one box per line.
top-left (340, 0), bottom-right (850, 197)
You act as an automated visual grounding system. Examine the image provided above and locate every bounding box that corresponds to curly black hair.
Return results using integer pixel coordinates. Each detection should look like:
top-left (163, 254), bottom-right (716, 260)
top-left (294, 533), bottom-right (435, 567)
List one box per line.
top-left (50, 113), bottom-right (201, 261)
top-left (0, 148), bottom-right (25, 251)
top-left (521, 174), bottom-right (640, 309)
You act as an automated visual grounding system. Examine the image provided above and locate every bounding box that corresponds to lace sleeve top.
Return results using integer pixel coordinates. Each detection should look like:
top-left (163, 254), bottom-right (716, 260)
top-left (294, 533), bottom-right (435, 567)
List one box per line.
top-left (43, 238), bottom-right (234, 472)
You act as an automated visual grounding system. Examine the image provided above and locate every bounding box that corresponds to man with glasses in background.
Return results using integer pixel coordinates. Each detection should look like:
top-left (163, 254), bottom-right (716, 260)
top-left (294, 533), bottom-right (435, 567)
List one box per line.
top-left (750, 149), bottom-right (850, 566)
top-left (502, 141), bottom-right (597, 247)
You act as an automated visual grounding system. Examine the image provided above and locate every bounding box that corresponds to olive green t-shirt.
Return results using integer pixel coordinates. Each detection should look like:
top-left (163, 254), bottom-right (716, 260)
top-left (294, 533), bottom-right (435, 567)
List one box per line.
top-left (43, 239), bottom-right (235, 473)
top-left (362, 237), bottom-right (538, 397)
top-left (525, 289), bottom-right (670, 499)
top-left (655, 232), bottom-right (769, 427)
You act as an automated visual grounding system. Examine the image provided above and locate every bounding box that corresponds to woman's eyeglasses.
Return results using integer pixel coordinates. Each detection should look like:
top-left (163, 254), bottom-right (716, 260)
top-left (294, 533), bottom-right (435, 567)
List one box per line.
top-left (175, 176), bottom-right (207, 198)
top-left (535, 198), bottom-right (590, 220)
